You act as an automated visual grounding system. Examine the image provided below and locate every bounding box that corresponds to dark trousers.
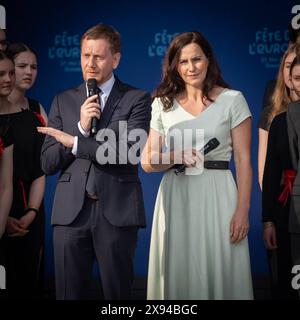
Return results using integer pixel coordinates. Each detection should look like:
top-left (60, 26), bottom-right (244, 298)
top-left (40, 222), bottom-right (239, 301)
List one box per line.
top-left (266, 198), bottom-right (298, 300)
top-left (53, 196), bottom-right (138, 300)
top-left (267, 227), bottom-right (298, 300)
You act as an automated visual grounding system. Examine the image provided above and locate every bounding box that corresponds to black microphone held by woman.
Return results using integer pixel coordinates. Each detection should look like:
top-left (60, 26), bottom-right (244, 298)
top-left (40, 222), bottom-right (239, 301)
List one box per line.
top-left (174, 137), bottom-right (220, 175)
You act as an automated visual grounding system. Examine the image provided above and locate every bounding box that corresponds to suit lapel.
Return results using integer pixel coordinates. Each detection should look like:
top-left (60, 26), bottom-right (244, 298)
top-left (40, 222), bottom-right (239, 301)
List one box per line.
top-left (74, 83), bottom-right (87, 114)
top-left (98, 78), bottom-right (125, 130)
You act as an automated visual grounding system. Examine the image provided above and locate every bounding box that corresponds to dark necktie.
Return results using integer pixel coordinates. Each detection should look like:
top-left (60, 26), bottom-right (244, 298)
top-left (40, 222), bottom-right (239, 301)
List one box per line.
top-left (85, 87), bottom-right (102, 198)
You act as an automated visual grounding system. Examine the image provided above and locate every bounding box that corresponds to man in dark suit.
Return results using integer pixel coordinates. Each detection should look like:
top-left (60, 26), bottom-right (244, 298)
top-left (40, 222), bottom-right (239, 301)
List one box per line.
top-left (39, 24), bottom-right (151, 300)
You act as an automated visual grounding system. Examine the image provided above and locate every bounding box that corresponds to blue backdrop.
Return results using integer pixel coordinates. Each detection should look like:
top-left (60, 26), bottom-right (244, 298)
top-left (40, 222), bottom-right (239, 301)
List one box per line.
top-left (2, 0), bottom-right (298, 278)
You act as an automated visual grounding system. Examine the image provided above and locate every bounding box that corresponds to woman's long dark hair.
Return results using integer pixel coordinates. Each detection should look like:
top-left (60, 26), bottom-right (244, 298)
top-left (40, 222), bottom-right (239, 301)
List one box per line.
top-left (155, 31), bottom-right (229, 111)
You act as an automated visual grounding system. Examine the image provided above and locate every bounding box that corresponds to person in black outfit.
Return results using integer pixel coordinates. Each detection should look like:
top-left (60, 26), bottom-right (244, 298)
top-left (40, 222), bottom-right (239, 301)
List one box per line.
top-left (0, 124), bottom-right (13, 292)
top-left (0, 125), bottom-right (13, 285)
top-left (0, 51), bottom-right (14, 284)
top-left (262, 50), bottom-right (300, 300)
top-left (1, 43), bottom-right (48, 298)
top-left (262, 113), bottom-right (298, 299)
top-left (287, 54), bottom-right (300, 299)
top-left (0, 125), bottom-right (13, 239)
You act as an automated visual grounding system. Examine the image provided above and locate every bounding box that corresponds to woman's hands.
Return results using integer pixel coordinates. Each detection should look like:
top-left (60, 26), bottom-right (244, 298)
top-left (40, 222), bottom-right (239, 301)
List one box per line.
top-left (263, 222), bottom-right (277, 250)
top-left (6, 217), bottom-right (29, 237)
top-left (230, 209), bottom-right (250, 244)
top-left (175, 149), bottom-right (203, 168)
top-left (6, 210), bottom-right (37, 237)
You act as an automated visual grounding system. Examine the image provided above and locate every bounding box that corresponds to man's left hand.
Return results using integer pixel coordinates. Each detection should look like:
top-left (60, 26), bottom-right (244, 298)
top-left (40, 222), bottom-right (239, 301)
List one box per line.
top-left (37, 127), bottom-right (75, 148)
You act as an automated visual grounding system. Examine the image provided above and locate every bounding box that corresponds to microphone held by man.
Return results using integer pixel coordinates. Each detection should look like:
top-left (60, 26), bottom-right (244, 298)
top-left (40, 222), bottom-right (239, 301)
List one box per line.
top-left (87, 78), bottom-right (101, 136)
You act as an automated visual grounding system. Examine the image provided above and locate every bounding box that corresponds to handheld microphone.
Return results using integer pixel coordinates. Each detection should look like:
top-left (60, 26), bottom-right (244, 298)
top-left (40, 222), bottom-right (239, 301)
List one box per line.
top-left (87, 78), bottom-right (99, 136)
top-left (174, 137), bottom-right (220, 175)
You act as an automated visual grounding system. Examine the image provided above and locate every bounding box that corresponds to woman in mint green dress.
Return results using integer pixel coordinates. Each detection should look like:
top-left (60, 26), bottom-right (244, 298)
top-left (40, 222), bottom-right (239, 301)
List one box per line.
top-left (142, 31), bottom-right (253, 300)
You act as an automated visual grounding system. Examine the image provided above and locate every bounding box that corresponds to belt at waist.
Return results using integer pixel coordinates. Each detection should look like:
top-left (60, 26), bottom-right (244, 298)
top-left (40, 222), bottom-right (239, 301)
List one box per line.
top-left (204, 161), bottom-right (229, 170)
top-left (173, 160), bottom-right (229, 175)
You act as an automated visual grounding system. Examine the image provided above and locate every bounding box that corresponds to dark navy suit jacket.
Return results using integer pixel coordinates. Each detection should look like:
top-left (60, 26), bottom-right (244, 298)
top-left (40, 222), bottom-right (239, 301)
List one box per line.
top-left (41, 78), bottom-right (151, 227)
